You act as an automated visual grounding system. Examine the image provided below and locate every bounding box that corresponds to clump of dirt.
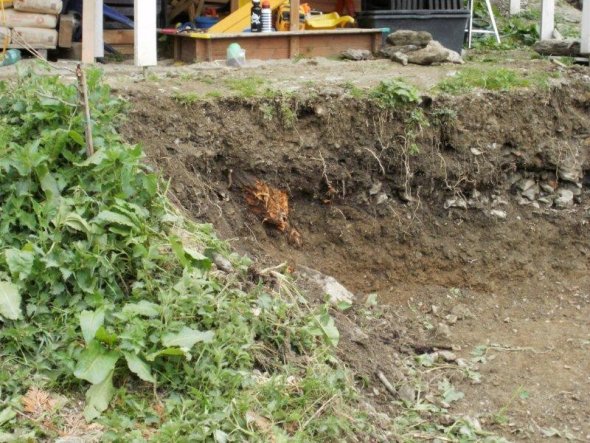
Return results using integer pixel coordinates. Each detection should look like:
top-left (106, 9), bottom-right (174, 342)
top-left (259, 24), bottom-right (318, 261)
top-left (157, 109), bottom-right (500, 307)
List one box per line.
top-left (123, 81), bottom-right (590, 440)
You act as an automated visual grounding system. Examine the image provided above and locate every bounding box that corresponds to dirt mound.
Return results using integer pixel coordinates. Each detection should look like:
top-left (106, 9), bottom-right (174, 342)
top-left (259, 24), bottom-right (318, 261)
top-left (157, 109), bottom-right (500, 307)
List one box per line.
top-left (122, 82), bottom-right (590, 440)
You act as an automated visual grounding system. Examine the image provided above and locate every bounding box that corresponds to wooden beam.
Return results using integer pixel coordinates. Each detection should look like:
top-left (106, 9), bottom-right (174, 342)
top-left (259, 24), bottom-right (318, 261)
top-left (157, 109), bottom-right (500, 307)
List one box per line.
top-left (540, 0), bottom-right (554, 40)
top-left (582, 0), bottom-right (590, 54)
top-left (509, 0), bottom-right (520, 15)
top-left (134, 0), bottom-right (158, 66)
top-left (82, 0), bottom-right (96, 63)
top-left (95, 0), bottom-right (104, 58)
top-left (290, 0), bottom-right (300, 32)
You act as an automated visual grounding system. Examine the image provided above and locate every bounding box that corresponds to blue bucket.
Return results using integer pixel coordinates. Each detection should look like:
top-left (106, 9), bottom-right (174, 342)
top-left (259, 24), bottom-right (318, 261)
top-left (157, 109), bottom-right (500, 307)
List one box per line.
top-left (195, 17), bottom-right (219, 29)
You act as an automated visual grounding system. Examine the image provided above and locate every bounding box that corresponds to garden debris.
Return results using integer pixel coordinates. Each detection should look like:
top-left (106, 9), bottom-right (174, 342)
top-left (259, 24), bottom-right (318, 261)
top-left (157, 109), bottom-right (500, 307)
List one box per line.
top-left (240, 176), bottom-right (290, 231)
top-left (21, 388), bottom-right (62, 417)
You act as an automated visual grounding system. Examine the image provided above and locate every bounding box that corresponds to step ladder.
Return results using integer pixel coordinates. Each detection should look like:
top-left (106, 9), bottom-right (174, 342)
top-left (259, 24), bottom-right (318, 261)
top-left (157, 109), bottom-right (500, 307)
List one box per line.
top-left (466, 0), bottom-right (501, 48)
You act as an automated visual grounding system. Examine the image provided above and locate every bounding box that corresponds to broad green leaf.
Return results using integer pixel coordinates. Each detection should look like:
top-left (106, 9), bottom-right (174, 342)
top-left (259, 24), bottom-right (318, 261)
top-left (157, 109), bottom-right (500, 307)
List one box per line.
top-left (122, 301), bottom-right (160, 318)
top-left (68, 130), bottom-right (85, 146)
top-left (93, 211), bottom-right (136, 229)
top-left (184, 248), bottom-right (212, 270)
top-left (0, 407), bottom-right (16, 426)
top-left (124, 352), bottom-right (156, 383)
top-left (95, 326), bottom-right (118, 346)
top-left (313, 313), bottom-right (339, 347)
top-left (84, 370), bottom-right (115, 421)
top-left (64, 213), bottom-right (91, 234)
top-left (5, 249), bottom-right (34, 280)
top-left (0, 281), bottom-right (22, 321)
top-left (161, 327), bottom-right (215, 349)
top-left (74, 341), bottom-right (120, 384)
top-left (35, 164), bottom-right (61, 208)
top-left (80, 309), bottom-right (105, 344)
top-left (146, 347), bottom-right (190, 362)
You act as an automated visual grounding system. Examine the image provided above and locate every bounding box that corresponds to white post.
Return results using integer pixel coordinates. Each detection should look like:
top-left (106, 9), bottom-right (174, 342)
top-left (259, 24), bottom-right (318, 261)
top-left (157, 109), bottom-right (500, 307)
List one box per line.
top-left (582, 0), bottom-right (590, 54)
top-left (509, 0), bottom-right (520, 15)
top-left (134, 0), bottom-right (157, 67)
top-left (82, 0), bottom-right (96, 63)
top-left (540, 0), bottom-right (555, 41)
top-left (95, 0), bottom-right (104, 58)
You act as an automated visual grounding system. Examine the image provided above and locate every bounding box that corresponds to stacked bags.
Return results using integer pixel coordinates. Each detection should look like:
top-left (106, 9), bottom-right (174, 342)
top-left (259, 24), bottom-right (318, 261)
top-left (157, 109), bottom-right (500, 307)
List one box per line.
top-left (1, 0), bottom-right (63, 49)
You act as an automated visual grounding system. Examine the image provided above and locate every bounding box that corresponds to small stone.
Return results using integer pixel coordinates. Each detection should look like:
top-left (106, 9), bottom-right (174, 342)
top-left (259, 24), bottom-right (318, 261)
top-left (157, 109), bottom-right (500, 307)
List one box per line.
top-left (387, 30), bottom-right (432, 47)
top-left (517, 178), bottom-right (536, 192)
top-left (445, 314), bottom-right (458, 325)
top-left (561, 183), bottom-right (582, 196)
top-left (555, 189), bottom-right (574, 208)
top-left (540, 182), bottom-right (555, 193)
top-left (376, 192), bottom-right (389, 205)
top-left (438, 351), bottom-right (457, 362)
top-left (213, 253), bottom-right (233, 273)
top-left (490, 209), bottom-right (507, 219)
top-left (521, 184), bottom-right (539, 201)
top-left (369, 182), bottom-right (382, 196)
top-left (451, 303), bottom-right (473, 320)
top-left (431, 305), bottom-right (439, 315)
top-left (558, 163), bottom-right (582, 183)
top-left (470, 147), bottom-right (483, 156)
top-left (444, 198), bottom-right (467, 209)
top-left (350, 326), bottom-right (369, 344)
top-left (341, 49), bottom-right (372, 61)
top-left (379, 44), bottom-right (419, 57)
top-left (436, 322), bottom-right (452, 339)
top-left (397, 383), bottom-right (416, 402)
top-left (538, 196), bottom-right (553, 205)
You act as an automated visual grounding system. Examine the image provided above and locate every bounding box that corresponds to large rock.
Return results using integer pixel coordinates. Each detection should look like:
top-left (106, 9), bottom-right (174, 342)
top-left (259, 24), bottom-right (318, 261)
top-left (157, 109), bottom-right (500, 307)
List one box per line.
top-left (533, 39), bottom-right (581, 56)
top-left (406, 40), bottom-right (449, 65)
top-left (386, 30), bottom-right (432, 47)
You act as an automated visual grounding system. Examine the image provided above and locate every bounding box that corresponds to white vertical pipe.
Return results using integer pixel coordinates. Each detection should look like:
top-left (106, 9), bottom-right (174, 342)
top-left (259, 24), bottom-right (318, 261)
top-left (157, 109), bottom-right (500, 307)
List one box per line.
top-left (95, 0), bottom-right (104, 58)
top-left (581, 0), bottom-right (590, 54)
top-left (82, 0), bottom-right (96, 63)
top-left (134, 0), bottom-right (158, 67)
top-left (540, 0), bottom-right (555, 41)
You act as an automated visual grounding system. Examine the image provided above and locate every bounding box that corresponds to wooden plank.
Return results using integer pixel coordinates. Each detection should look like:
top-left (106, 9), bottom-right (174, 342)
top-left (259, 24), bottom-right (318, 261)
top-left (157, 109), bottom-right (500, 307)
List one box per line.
top-left (509, 0), bottom-right (520, 15)
top-left (540, 0), bottom-right (554, 40)
top-left (582, 0), bottom-right (589, 54)
top-left (289, 35), bottom-right (299, 57)
top-left (104, 29), bottom-right (134, 44)
top-left (95, 0), bottom-right (104, 58)
top-left (135, 0), bottom-right (158, 66)
top-left (58, 12), bottom-right (76, 48)
top-left (111, 44), bottom-right (134, 54)
top-left (290, 0), bottom-right (300, 31)
top-left (82, 0), bottom-right (96, 63)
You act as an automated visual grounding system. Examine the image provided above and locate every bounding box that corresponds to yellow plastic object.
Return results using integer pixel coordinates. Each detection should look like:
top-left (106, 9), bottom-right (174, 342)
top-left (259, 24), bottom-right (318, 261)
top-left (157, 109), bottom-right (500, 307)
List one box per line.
top-left (305, 12), bottom-right (355, 30)
top-left (208, 0), bottom-right (284, 34)
top-left (0, 0), bottom-right (14, 7)
top-left (275, 3), bottom-right (307, 32)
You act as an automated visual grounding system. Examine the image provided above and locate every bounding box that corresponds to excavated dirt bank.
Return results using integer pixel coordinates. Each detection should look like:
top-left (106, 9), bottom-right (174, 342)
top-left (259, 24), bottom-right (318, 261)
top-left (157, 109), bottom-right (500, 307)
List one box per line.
top-left (124, 82), bottom-right (590, 440)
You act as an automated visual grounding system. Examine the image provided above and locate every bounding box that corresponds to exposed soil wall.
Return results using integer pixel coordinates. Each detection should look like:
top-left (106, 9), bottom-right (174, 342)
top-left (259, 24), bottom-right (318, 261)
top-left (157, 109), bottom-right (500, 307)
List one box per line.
top-left (123, 82), bottom-right (590, 294)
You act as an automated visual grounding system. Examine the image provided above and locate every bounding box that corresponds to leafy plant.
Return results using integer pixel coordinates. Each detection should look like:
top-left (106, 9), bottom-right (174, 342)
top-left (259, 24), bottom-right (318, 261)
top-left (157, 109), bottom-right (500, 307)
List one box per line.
top-left (224, 76), bottom-right (266, 97)
top-left (0, 68), bottom-right (363, 440)
top-left (171, 91), bottom-right (200, 106)
top-left (371, 78), bottom-right (421, 108)
top-left (437, 67), bottom-right (532, 93)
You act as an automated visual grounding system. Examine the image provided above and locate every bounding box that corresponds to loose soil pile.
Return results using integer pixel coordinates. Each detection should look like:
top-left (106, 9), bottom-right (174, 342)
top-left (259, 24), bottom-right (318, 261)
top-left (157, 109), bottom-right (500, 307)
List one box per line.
top-left (123, 78), bottom-right (590, 440)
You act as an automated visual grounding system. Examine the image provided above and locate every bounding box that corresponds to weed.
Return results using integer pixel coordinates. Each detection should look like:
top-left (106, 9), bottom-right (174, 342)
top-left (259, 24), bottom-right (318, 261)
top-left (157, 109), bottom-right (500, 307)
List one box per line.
top-left (370, 78), bottom-right (421, 108)
top-left (224, 76), bottom-right (266, 97)
top-left (437, 67), bottom-right (534, 93)
top-left (0, 70), bottom-right (366, 441)
top-left (205, 90), bottom-right (222, 99)
top-left (171, 91), bottom-right (200, 106)
top-left (342, 82), bottom-right (366, 99)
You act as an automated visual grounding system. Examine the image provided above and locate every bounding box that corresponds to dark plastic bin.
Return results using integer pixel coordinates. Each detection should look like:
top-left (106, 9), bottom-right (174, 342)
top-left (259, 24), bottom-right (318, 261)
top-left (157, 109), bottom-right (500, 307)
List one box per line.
top-left (357, 9), bottom-right (469, 53)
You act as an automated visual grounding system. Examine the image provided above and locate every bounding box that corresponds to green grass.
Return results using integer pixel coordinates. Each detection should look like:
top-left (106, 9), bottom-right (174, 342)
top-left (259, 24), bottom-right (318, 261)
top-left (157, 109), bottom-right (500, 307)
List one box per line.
top-left (224, 76), bottom-right (267, 97)
top-left (171, 91), bottom-right (200, 105)
top-left (436, 67), bottom-right (556, 94)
